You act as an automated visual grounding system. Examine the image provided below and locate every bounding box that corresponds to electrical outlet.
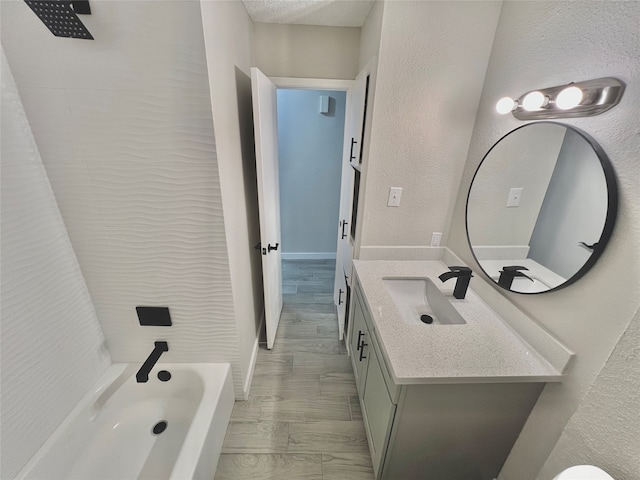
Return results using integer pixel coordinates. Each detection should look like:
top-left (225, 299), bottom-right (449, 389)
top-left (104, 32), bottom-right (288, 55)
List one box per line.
top-left (431, 232), bottom-right (442, 247)
top-left (507, 188), bottom-right (523, 207)
top-left (387, 187), bottom-right (402, 207)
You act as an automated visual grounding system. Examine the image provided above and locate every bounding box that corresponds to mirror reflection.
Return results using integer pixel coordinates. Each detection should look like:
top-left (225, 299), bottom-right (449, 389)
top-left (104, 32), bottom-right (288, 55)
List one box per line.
top-left (466, 122), bottom-right (617, 294)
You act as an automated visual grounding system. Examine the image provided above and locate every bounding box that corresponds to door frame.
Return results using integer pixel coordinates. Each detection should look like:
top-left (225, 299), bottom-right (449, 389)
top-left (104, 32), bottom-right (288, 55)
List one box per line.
top-left (271, 77), bottom-right (354, 91)
top-left (268, 75), bottom-right (357, 333)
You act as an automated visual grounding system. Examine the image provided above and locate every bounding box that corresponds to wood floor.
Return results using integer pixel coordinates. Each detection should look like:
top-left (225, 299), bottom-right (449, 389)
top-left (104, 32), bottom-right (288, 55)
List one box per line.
top-left (215, 260), bottom-right (374, 480)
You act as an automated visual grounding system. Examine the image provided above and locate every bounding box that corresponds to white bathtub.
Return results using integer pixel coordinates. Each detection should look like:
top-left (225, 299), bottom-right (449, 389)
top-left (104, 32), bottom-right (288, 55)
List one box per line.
top-left (17, 363), bottom-right (235, 480)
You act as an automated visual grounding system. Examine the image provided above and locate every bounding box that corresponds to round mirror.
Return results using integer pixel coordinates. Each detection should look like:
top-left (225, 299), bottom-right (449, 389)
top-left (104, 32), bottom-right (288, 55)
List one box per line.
top-left (466, 122), bottom-right (617, 294)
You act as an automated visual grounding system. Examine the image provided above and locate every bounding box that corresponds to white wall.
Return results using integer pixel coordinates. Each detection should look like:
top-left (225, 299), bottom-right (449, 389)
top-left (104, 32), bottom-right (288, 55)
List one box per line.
top-left (358, 0), bottom-right (384, 71)
top-left (467, 123), bottom-right (565, 246)
top-left (447, 2), bottom-right (640, 478)
top-left (1, 1), bottom-right (245, 396)
top-left (358, 0), bottom-right (502, 250)
top-left (277, 89), bottom-right (346, 257)
top-left (200, 0), bottom-right (263, 397)
top-left (537, 306), bottom-right (640, 480)
top-left (253, 23), bottom-right (360, 79)
top-left (0, 49), bottom-right (111, 479)
top-left (528, 129), bottom-right (610, 279)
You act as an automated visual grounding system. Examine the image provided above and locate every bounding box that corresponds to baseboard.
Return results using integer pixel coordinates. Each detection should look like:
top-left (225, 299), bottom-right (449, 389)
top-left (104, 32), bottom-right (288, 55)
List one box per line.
top-left (242, 311), bottom-right (264, 401)
top-left (281, 252), bottom-right (336, 260)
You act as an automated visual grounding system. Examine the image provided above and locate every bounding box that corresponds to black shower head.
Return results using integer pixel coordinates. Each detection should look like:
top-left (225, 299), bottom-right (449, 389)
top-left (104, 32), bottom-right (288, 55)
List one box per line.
top-left (24, 0), bottom-right (94, 40)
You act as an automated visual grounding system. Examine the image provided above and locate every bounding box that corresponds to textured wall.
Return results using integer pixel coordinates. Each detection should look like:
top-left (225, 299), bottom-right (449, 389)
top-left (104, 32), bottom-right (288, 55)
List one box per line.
top-left (1, 1), bottom-right (244, 395)
top-left (359, 0), bottom-right (502, 249)
top-left (253, 23), bottom-right (360, 79)
top-left (538, 307), bottom-right (640, 479)
top-left (466, 123), bottom-right (564, 246)
top-left (358, 0), bottom-right (384, 71)
top-left (446, 2), bottom-right (640, 478)
top-left (200, 0), bottom-right (263, 396)
top-left (0, 49), bottom-right (111, 479)
top-left (278, 89), bottom-right (346, 256)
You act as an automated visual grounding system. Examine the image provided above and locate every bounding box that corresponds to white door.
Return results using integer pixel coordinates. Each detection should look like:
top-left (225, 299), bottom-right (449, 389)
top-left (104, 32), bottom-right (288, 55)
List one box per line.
top-left (334, 66), bottom-right (370, 339)
top-left (251, 67), bottom-right (283, 350)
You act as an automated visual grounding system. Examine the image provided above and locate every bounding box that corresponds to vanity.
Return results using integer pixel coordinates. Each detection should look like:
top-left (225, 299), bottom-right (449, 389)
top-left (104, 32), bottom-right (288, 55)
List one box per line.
top-left (347, 259), bottom-right (572, 480)
top-left (346, 118), bottom-right (617, 479)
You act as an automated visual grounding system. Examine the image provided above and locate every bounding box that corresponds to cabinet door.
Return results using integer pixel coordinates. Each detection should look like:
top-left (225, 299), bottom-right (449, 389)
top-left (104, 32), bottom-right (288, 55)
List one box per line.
top-left (362, 345), bottom-right (396, 478)
top-left (336, 272), bottom-right (347, 339)
top-left (349, 294), bottom-right (369, 394)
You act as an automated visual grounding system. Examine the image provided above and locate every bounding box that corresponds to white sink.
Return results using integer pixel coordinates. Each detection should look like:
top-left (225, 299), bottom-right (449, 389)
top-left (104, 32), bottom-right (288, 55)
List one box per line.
top-left (383, 278), bottom-right (467, 326)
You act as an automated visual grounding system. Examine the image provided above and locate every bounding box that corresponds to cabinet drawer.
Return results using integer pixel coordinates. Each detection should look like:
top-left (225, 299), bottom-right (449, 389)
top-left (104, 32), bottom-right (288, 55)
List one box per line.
top-left (362, 343), bottom-right (396, 477)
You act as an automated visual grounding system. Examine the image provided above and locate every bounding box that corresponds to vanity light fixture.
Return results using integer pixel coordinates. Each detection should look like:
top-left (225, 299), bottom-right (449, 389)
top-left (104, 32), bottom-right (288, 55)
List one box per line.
top-left (495, 96), bottom-right (517, 114)
top-left (555, 86), bottom-right (583, 110)
top-left (521, 91), bottom-right (548, 111)
top-left (495, 77), bottom-right (624, 120)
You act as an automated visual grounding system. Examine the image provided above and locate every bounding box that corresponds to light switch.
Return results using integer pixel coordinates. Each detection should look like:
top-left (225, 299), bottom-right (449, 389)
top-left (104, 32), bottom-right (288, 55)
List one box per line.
top-left (388, 187), bottom-right (402, 207)
top-left (507, 188), bottom-right (523, 207)
top-left (431, 232), bottom-right (442, 247)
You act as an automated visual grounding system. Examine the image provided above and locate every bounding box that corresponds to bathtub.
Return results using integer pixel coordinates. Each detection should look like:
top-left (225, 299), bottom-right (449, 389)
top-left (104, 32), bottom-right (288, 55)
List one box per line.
top-left (16, 363), bottom-right (235, 480)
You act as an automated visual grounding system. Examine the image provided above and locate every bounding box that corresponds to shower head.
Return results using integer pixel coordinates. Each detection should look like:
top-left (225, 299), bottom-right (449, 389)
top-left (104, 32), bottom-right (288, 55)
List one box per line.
top-left (24, 0), bottom-right (94, 40)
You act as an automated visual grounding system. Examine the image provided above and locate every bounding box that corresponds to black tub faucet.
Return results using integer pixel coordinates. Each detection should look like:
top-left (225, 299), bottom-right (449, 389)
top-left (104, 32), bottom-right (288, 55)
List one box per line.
top-left (498, 266), bottom-right (533, 290)
top-left (439, 266), bottom-right (473, 299)
top-left (136, 341), bottom-right (168, 383)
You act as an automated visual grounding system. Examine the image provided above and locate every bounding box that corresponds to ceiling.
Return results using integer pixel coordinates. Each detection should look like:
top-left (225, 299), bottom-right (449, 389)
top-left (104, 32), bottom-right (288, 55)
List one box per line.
top-left (241, 0), bottom-right (375, 27)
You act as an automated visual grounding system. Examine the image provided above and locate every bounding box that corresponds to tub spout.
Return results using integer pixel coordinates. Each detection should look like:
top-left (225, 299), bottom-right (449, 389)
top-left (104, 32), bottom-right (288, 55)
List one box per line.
top-left (136, 341), bottom-right (168, 383)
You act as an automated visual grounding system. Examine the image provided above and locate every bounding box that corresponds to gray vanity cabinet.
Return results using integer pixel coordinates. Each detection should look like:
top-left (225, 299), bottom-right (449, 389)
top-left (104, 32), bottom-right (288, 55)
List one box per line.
top-left (350, 286), bottom-right (397, 477)
top-left (348, 281), bottom-right (545, 480)
top-left (349, 294), bottom-right (369, 392)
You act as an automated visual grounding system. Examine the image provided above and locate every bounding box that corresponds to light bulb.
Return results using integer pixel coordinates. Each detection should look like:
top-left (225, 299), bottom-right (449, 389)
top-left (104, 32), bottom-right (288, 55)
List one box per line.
top-left (495, 97), bottom-right (516, 114)
top-left (556, 86), bottom-right (583, 110)
top-left (522, 91), bottom-right (547, 111)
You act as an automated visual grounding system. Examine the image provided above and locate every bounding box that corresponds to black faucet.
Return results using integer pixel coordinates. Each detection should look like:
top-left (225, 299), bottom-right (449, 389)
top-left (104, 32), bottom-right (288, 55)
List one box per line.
top-left (498, 266), bottom-right (533, 290)
top-left (438, 266), bottom-right (473, 299)
top-left (136, 341), bottom-right (168, 383)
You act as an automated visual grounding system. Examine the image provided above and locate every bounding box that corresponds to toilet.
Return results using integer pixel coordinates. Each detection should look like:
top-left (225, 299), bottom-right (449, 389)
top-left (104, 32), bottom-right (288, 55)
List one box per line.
top-left (553, 465), bottom-right (615, 480)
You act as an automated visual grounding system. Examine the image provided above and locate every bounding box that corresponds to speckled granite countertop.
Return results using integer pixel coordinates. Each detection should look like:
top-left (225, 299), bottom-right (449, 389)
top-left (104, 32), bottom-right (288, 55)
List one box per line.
top-left (353, 260), bottom-right (565, 384)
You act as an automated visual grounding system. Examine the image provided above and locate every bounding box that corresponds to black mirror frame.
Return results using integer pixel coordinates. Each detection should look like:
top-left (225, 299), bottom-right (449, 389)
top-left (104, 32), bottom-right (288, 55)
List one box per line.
top-left (465, 121), bottom-right (618, 295)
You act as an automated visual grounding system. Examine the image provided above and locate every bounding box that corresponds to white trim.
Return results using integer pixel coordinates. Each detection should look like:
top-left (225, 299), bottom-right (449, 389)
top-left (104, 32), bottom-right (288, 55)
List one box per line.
top-left (270, 77), bottom-right (355, 91)
top-left (281, 252), bottom-right (337, 260)
top-left (242, 311), bottom-right (264, 401)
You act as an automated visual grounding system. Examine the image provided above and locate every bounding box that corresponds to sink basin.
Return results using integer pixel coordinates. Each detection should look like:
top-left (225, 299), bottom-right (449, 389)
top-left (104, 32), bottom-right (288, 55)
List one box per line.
top-left (383, 278), bottom-right (467, 326)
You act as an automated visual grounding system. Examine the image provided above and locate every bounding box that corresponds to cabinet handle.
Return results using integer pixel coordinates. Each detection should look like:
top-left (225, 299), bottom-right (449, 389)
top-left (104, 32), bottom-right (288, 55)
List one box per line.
top-left (359, 342), bottom-right (368, 361)
top-left (338, 289), bottom-right (344, 305)
top-left (350, 138), bottom-right (357, 161)
top-left (357, 331), bottom-right (364, 351)
top-left (341, 220), bottom-right (349, 239)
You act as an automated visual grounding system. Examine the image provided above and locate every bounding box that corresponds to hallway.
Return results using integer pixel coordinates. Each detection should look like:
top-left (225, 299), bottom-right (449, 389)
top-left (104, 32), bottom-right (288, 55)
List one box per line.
top-left (215, 260), bottom-right (374, 479)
